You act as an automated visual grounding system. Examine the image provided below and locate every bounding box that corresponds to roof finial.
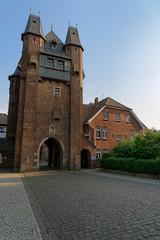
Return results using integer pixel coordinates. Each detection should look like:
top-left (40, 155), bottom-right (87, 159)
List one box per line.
top-left (51, 21), bottom-right (53, 31)
top-left (39, 11), bottom-right (40, 17)
top-left (30, 9), bottom-right (31, 15)
top-left (68, 20), bottom-right (70, 27)
top-left (76, 23), bottom-right (78, 28)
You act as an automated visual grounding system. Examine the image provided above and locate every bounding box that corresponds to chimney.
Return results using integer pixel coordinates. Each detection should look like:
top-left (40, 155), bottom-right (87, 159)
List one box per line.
top-left (95, 97), bottom-right (98, 106)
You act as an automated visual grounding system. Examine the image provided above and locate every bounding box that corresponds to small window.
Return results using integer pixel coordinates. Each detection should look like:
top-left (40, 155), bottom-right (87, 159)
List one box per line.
top-left (127, 115), bottom-right (131, 123)
top-left (124, 135), bottom-right (127, 140)
top-left (47, 58), bottom-right (54, 68)
top-left (117, 135), bottom-right (121, 143)
top-left (103, 127), bottom-right (107, 139)
top-left (136, 130), bottom-right (139, 134)
top-left (104, 111), bottom-right (108, 120)
top-left (54, 87), bottom-right (61, 96)
top-left (96, 127), bottom-right (101, 139)
top-left (112, 134), bottom-right (115, 139)
top-left (116, 113), bottom-right (120, 122)
top-left (97, 149), bottom-right (101, 159)
top-left (57, 61), bottom-right (64, 70)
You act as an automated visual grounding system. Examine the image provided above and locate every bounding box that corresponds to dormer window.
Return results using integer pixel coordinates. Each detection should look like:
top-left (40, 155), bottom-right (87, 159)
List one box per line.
top-left (51, 40), bottom-right (57, 49)
top-left (33, 20), bottom-right (37, 24)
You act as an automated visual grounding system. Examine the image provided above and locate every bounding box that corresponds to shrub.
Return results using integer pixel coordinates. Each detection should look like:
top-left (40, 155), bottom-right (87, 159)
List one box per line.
top-left (100, 157), bottom-right (160, 175)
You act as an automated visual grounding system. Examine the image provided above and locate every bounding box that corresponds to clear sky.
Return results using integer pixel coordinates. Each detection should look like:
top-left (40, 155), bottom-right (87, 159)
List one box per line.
top-left (0, 0), bottom-right (160, 129)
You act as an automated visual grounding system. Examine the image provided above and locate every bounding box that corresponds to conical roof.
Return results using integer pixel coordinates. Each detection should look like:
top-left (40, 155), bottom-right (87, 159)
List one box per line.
top-left (22, 14), bottom-right (45, 40)
top-left (65, 26), bottom-right (83, 50)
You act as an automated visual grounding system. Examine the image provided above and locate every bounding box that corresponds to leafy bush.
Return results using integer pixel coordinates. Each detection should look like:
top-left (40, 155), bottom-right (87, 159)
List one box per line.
top-left (101, 131), bottom-right (160, 175)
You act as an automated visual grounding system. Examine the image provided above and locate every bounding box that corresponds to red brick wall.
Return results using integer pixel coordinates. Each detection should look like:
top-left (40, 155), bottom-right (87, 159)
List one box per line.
top-left (90, 107), bottom-right (143, 157)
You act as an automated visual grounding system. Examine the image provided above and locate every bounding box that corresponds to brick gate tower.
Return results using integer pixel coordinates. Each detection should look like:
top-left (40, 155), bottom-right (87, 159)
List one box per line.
top-left (7, 14), bottom-right (84, 172)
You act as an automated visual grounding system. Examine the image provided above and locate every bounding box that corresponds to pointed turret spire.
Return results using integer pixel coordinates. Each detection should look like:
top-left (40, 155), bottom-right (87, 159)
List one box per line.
top-left (65, 26), bottom-right (83, 50)
top-left (21, 14), bottom-right (45, 41)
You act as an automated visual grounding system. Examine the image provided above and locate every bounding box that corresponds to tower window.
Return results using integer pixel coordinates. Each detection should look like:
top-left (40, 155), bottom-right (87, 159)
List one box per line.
top-left (47, 58), bottom-right (54, 68)
top-left (57, 61), bottom-right (64, 70)
top-left (54, 87), bottom-right (61, 96)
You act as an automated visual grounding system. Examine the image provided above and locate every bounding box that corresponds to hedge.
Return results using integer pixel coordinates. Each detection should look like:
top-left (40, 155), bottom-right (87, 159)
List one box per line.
top-left (100, 157), bottom-right (160, 175)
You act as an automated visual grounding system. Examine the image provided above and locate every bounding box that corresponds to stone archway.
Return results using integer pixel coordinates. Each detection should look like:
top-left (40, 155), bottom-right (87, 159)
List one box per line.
top-left (38, 137), bottom-right (64, 170)
top-left (81, 149), bottom-right (91, 169)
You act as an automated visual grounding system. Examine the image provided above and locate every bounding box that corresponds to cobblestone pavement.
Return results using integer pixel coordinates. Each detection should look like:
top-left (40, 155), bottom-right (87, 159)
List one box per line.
top-left (0, 170), bottom-right (42, 240)
top-left (21, 169), bottom-right (160, 240)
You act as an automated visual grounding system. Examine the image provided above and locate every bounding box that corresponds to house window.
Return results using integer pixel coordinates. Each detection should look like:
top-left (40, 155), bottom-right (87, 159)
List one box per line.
top-left (130, 129), bottom-right (134, 138)
top-left (54, 87), bottom-right (61, 96)
top-left (112, 134), bottom-right (115, 139)
top-left (97, 149), bottom-right (101, 159)
top-left (103, 127), bottom-right (107, 139)
top-left (116, 113), bottom-right (120, 121)
top-left (124, 135), bottom-right (127, 140)
top-left (104, 111), bottom-right (108, 120)
top-left (127, 115), bottom-right (131, 123)
top-left (47, 58), bottom-right (54, 68)
top-left (57, 61), bottom-right (64, 70)
top-left (96, 127), bottom-right (101, 139)
top-left (136, 130), bottom-right (139, 134)
top-left (117, 135), bottom-right (121, 143)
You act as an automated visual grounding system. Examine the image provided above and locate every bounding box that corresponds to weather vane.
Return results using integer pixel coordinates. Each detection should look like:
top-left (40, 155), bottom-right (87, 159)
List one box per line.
top-left (76, 23), bottom-right (78, 28)
top-left (68, 21), bottom-right (70, 26)
top-left (30, 9), bottom-right (31, 15)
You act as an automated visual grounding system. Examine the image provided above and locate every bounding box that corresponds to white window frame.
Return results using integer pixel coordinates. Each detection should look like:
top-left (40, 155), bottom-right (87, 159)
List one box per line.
top-left (116, 113), bottom-right (120, 122)
top-left (104, 111), bottom-right (108, 120)
top-left (127, 115), bottom-right (131, 123)
top-left (54, 86), bottom-right (61, 96)
top-left (96, 126), bottom-right (101, 139)
top-left (97, 149), bottom-right (101, 159)
top-left (103, 127), bottom-right (107, 139)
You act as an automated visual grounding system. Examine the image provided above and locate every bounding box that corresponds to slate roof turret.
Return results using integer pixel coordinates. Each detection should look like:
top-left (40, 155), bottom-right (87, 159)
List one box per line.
top-left (21, 14), bottom-right (45, 41)
top-left (65, 26), bottom-right (83, 50)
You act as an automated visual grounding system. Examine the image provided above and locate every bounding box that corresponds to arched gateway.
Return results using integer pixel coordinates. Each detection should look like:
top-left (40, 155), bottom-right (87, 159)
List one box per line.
top-left (81, 149), bottom-right (91, 169)
top-left (38, 137), bottom-right (64, 170)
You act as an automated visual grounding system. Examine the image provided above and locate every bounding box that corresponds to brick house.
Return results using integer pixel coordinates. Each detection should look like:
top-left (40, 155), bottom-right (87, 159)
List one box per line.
top-left (82, 97), bottom-right (146, 167)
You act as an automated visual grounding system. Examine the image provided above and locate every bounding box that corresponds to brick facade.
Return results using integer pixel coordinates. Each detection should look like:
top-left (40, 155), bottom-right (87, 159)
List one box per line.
top-left (7, 14), bottom-right (145, 172)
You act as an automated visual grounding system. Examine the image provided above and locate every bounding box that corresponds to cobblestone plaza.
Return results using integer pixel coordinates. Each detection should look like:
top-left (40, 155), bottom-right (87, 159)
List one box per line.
top-left (1, 169), bottom-right (160, 239)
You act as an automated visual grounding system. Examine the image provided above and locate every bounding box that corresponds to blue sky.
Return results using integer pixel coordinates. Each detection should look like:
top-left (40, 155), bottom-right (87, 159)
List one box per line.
top-left (0, 0), bottom-right (160, 129)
